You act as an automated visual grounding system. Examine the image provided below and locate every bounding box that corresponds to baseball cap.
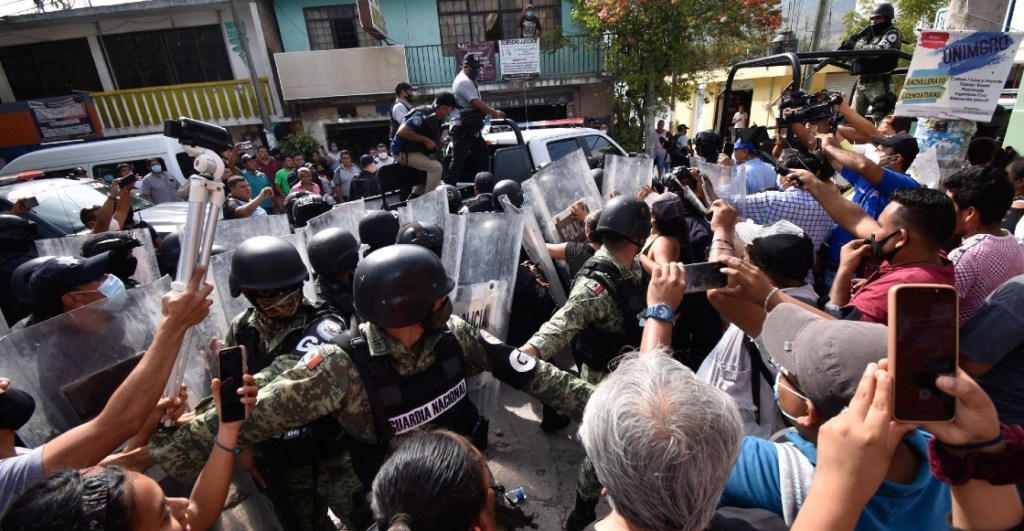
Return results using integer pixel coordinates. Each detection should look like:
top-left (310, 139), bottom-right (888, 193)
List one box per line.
top-left (463, 53), bottom-right (482, 68)
top-left (651, 194), bottom-right (686, 223)
top-left (359, 154), bottom-right (375, 168)
top-left (239, 153), bottom-right (255, 163)
top-left (761, 303), bottom-right (887, 418)
top-left (734, 140), bottom-right (757, 151)
top-left (435, 92), bottom-right (458, 108)
top-left (870, 132), bottom-right (920, 162)
top-left (395, 82), bottom-right (415, 95)
top-left (29, 253), bottom-right (110, 313)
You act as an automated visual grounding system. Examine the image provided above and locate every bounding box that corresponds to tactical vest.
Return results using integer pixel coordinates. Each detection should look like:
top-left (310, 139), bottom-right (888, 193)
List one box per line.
top-left (389, 99), bottom-right (413, 140)
top-left (574, 259), bottom-right (648, 373)
top-left (851, 23), bottom-right (901, 76)
top-left (462, 193), bottom-right (498, 213)
top-left (336, 327), bottom-right (479, 486)
top-left (232, 304), bottom-right (343, 374)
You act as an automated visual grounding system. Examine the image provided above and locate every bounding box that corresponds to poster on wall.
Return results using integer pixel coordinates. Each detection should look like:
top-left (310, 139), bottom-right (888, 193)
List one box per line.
top-left (28, 96), bottom-right (101, 143)
top-left (456, 42), bottom-right (497, 82)
top-left (895, 31), bottom-right (1022, 122)
top-left (499, 39), bottom-right (540, 81)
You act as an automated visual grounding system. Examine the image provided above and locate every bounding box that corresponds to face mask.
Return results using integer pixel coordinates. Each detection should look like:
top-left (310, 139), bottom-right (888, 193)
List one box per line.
top-left (251, 287), bottom-right (303, 322)
top-left (104, 174), bottom-right (114, 183)
top-left (868, 230), bottom-right (902, 262)
top-left (406, 94), bottom-right (416, 104)
top-left (467, 68), bottom-right (480, 81)
top-left (378, 153), bottom-right (388, 160)
top-left (773, 371), bottom-right (810, 422)
top-left (526, 10), bottom-right (534, 16)
top-left (150, 164), bottom-right (162, 173)
top-left (97, 274), bottom-right (126, 298)
top-left (421, 297), bottom-right (453, 333)
top-left (0, 388), bottom-right (36, 431)
top-left (330, 145), bottom-right (338, 151)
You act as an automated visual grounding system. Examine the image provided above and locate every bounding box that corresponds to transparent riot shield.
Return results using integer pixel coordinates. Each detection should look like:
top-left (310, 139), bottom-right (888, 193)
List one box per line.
top-left (695, 159), bottom-right (747, 217)
top-left (278, 231), bottom-right (318, 304)
top-left (35, 228), bottom-right (161, 287)
top-left (602, 154), bottom-right (654, 201)
top-left (397, 187), bottom-right (448, 227)
top-left (442, 211), bottom-right (525, 419)
top-left (212, 215), bottom-right (291, 251)
top-left (0, 278), bottom-right (171, 446)
top-left (304, 201), bottom-right (368, 244)
top-left (500, 195), bottom-right (567, 307)
top-left (208, 250), bottom-right (248, 334)
top-left (521, 149), bottom-right (603, 245)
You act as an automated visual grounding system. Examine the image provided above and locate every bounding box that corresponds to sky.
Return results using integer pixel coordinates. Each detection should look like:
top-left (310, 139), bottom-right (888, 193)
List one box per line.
top-left (0, 0), bottom-right (140, 18)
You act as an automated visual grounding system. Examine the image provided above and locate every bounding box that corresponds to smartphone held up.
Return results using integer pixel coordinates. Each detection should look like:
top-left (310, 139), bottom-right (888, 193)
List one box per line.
top-left (684, 261), bottom-right (728, 293)
top-left (887, 284), bottom-right (958, 423)
top-left (218, 345), bottom-right (249, 422)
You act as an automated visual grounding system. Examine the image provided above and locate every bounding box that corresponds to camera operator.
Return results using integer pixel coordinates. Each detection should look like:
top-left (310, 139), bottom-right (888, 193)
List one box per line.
top-left (840, 3), bottom-right (902, 123)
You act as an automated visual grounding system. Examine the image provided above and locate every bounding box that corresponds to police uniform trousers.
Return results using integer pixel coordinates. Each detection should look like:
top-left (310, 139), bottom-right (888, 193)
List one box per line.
top-left (447, 126), bottom-right (488, 185)
top-left (854, 76), bottom-right (893, 123)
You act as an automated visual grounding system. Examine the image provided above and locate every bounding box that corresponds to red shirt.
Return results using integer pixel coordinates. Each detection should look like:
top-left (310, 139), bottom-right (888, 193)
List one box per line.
top-left (849, 259), bottom-right (955, 323)
top-left (256, 157), bottom-right (281, 179)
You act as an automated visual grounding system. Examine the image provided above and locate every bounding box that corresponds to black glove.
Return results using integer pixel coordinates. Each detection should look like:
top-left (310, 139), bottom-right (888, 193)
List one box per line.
top-left (476, 329), bottom-right (538, 389)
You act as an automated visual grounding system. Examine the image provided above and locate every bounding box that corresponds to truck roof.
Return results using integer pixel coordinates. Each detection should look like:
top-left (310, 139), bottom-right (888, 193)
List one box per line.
top-left (484, 127), bottom-right (604, 145)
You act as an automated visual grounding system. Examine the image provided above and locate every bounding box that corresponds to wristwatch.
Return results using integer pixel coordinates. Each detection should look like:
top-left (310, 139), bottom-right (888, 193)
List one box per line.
top-left (641, 303), bottom-right (675, 324)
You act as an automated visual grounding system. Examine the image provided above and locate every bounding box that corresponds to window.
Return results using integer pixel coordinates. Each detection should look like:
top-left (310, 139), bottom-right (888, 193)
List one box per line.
top-left (0, 39), bottom-right (102, 100)
top-left (102, 26), bottom-right (233, 89)
top-left (305, 5), bottom-right (380, 50)
top-left (546, 138), bottom-right (582, 162)
top-left (437, 0), bottom-right (560, 56)
top-left (582, 134), bottom-right (622, 164)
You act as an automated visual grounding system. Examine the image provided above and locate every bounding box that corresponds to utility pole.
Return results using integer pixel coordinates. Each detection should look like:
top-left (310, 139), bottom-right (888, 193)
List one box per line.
top-left (228, 0), bottom-right (275, 147)
top-left (802, 0), bottom-right (830, 88)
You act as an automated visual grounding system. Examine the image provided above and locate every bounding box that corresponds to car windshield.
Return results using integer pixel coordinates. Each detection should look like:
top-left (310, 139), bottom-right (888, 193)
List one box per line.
top-left (7, 181), bottom-right (153, 235)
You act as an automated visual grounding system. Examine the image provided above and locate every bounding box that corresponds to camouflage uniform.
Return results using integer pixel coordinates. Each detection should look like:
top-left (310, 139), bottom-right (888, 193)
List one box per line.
top-left (525, 247), bottom-right (644, 505)
top-left (150, 315), bottom-right (592, 513)
top-left (851, 24), bottom-right (902, 123)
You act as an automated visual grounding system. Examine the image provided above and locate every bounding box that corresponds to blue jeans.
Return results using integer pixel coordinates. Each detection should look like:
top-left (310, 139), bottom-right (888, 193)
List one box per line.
top-left (655, 153), bottom-right (667, 174)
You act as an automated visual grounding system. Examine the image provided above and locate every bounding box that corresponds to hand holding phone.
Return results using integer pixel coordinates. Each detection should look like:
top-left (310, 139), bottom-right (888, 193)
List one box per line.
top-left (684, 261), bottom-right (728, 293)
top-left (887, 284), bottom-right (958, 423)
top-left (218, 346), bottom-right (248, 423)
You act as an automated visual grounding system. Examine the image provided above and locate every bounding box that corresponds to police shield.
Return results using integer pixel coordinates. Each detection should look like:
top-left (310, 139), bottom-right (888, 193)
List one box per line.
top-left (35, 228), bottom-right (161, 287)
top-left (278, 231), bottom-right (318, 304)
top-left (303, 201), bottom-right (368, 244)
top-left (212, 215), bottom-right (291, 251)
top-left (0, 278), bottom-right (171, 446)
top-left (521, 149), bottom-right (603, 245)
top-left (601, 154), bottom-right (654, 201)
top-left (695, 158), bottom-right (747, 217)
top-left (397, 187), bottom-right (447, 227)
top-left (500, 195), bottom-right (567, 307)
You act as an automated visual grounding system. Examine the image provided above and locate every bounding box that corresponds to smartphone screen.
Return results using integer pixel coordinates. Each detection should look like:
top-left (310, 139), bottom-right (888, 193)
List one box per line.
top-left (684, 261), bottom-right (727, 293)
top-left (889, 285), bottom-right (958, 422)
top-left (218, 346), bottom-right (248, 422)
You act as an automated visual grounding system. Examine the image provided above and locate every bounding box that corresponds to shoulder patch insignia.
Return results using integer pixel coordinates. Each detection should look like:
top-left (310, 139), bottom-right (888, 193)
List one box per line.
top-left (412, 115), bottom-right (423, 126)
top-left (316, 319), bottom-right (343, 341)
top-left (886, 33), bottom-right (898, 42)
top-left (509, 349), bottom-right (537, 373)
top-left (303, 350), bottom-right (324, 370)
top-left (591, 283), bottom-right (605, 295)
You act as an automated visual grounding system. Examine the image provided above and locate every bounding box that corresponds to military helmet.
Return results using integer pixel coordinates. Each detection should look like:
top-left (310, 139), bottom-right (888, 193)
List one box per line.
top-left (0, 214), bottom-right (38, 242)
top-left (228, 236), bottom-right (308, 297)
top-left (81, 231), bottom-right (142, 258)
top-left (493, 179), bottom-right (524, 209)
top-left (871, 2), bottom-right (895, 20)
top-left (358, 210), bottom-right (400, 253)
top-left (307, 228), bottom-right (360, 276)
top-left (12, 256), bottom-right (54, 306)
top-left (596, 196), bottom-right (652, 242)
top-left (441, 184), bottom-right (461, 214)
top-left (396, 222), bottom-right (444, 258)
top-left (291, 194), bottom-right (331, 228)
top-left (353, 244), bottom-right (454, 328)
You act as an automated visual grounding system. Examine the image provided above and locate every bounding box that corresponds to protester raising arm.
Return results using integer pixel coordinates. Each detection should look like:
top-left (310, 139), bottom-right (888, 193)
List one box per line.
top-left (787, 168), bottom-right (880, 240)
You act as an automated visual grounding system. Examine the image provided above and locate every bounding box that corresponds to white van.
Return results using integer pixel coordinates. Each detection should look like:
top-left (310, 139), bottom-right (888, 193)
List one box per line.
top-left (0, 135), bottom-right (193, 182)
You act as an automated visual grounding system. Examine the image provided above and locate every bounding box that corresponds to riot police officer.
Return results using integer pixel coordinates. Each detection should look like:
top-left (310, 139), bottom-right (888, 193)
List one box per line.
top-left (223, 236), bottom-right (354, 531)
top-left (493, 179), bottom-right (525, 210)
top-left (518, 196), bottom-right (652, 531)
top-left (0, 214), bottom-right (39, 326)
top-left (359, 210), bottom-right (400, 256)
top-left (392, 92), bottom-right (459, 197)
top-left (459, 171), bottom-right (499, 213)
top-left (442, 183), bottom-right (463, 214)
top-left (396, 221), bottom-right (444, 258)
top-left (307, 228), bottom-right (360, 323)
top-left (81, 231), bottom-right (143, 288)
top-left (289, 193), bottom-right (331, 229)
top-left (148, 245), bottom-right (593, 510)
top-left (448, 53), bottom-right (505, 184)
top-left (843, 2), bottom-right (902, 122)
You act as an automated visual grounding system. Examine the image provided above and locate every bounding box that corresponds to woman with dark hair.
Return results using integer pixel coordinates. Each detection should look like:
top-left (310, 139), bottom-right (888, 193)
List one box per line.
top-left (1001, 159), bottom-right (1024, 233)
top-left (371, 429), bottom-right (496, 531)
top-left (1, 376), bottom-right (256, 531)
top-left (640, 193), bottom-right (693, 268)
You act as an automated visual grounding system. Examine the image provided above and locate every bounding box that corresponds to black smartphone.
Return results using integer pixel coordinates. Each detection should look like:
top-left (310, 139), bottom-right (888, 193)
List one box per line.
top-left (218, 345), bottom-right (248, 422)
top-left (117, 174), bottom-right (137, 188)
top-left (684, 261), bottom-right (727, 293)
top-left (887, 284), bottom-right (958, 423)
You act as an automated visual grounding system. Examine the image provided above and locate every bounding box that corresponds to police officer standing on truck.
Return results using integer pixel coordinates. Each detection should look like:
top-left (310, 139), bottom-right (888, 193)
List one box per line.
top-left (448, 53), bottom-right (505, 184)
top-left (842, 3), bottom-right (902, 123)
top-left (389, 82), bottom-right (416, 143)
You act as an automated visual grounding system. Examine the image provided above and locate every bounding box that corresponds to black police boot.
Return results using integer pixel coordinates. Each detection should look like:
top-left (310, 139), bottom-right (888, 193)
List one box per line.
top-left (540, 404), bottom-right (571, 432)
top-left (564, 494), bottom-right (598, 531)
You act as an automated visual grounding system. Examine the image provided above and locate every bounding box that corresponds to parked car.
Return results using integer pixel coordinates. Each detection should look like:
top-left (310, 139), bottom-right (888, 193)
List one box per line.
top-left (481, 124), bottom-right (627, 183)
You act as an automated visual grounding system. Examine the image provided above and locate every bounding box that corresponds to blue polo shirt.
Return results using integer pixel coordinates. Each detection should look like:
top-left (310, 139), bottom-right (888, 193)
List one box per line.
top-left (721, 430), bottom-right (950, 530)
top-left (827, 167), bottom-right (919, 265)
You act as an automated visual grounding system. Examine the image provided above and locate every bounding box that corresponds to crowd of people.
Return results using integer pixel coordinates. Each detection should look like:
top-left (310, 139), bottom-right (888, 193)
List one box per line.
top-left (2, 75), bottom-right (1024, 531)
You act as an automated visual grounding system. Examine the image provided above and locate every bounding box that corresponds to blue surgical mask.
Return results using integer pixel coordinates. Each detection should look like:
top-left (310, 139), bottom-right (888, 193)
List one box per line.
top-left (526, 9), bottom-right (534, 16)
top-left (150, 164), bottom-right (162, 173)
top-left (103, 174), bottom-right (114, 183)
top-left (97, 274), bottom-right (126, 298)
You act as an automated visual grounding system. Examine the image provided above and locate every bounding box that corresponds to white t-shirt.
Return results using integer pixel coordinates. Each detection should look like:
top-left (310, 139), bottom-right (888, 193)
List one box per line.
top-left (732, 111), bottom-right (749, 129)
top-left (0, 446), bottom-right (45, 515)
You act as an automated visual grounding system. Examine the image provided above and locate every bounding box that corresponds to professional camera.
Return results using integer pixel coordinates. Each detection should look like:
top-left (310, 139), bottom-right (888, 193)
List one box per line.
top-left (780, 90), bottom-right (843, 124)
top-left (163, 118), bottom-right (231, 153)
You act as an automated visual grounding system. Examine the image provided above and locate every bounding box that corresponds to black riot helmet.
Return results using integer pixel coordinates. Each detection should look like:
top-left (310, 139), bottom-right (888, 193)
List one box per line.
top-left (12, 256), bottom-right (54, 306)
top-left (81, 231), bottom-right (143, 284)
top-left (596, 196), bottom-right (652, 244)
top-left (0, 214), bottom-right (38, 244)
top-left (493, 179), bottom-right (524, 209)
top-left (228, 236), bottom-right (309, 297)
top-left (290, 194), bottom-right (331, 228)
top-left (307, 228), bottom-right (360, 276)
top-left (358, 210), bottom-right (400, 255)
top-left (871, 2), bottom-right (895, 22)
top-left (442, 184), bottom-right (461, 214)
top-left (158, 231), bottom-right (227, 278)
top-left (353, 244), bottom-right (455, 328)
top-left (396, 222), bottom-right (444, 258)
top-left (474, 171), bottom-right (495, 193)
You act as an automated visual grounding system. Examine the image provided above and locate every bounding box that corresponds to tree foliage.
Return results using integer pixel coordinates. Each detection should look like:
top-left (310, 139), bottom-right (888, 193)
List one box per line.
top-left (572, 0), bottom-right (783, 151)
top-left (278, 131), bottom-right (320, 160)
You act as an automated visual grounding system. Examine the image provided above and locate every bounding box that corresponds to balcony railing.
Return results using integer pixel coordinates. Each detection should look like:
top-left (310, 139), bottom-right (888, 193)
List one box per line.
top-left (407, 34), bottom-right (603, 87)
top-left (90, 78), bottom-right (277, 136)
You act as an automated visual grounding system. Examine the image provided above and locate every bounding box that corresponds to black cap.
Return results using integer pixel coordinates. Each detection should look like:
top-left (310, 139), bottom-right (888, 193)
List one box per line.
top-left (395, 82), bottom-right (415, 95)
top-left (474, 171), bottom-right (495, 192)
top-left (240, 153), bottom-right (255, 163)
top-left (463, 53), bottom-right (482, 68)
top-left (30, 254), bottom-right (110, 313)
top-left (435, 91), bottom-right (458, 108)
top-left (870, 132), bottom-right (919, 162)
top-left (359, 154), bottom-right (375, 168)
top-left (751, 233), bottom-right (814, 281)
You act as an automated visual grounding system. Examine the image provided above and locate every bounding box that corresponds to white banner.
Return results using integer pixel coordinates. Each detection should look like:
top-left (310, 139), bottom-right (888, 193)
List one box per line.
top-left (499, 38), bottom-right (540, 81)
top-left (895, 30), bottom-right (1022, 122)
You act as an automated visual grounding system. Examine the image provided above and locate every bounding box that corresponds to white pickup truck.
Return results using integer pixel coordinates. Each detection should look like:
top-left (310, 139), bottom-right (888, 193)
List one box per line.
top-left (480, 124), bottom-right (628, 183)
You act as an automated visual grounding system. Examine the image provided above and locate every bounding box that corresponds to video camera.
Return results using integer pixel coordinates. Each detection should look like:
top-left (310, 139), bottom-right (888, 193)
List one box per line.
top-left (163, 118), bottom-right (232, 153)
top-left (780, 90), bottom-right (843, 125)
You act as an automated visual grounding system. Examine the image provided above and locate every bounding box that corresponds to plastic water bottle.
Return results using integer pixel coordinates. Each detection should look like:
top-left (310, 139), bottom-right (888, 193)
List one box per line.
top-left (483, 117), bottom-right (492, 135)
top-left (504, 486), bottom-right (526, 505)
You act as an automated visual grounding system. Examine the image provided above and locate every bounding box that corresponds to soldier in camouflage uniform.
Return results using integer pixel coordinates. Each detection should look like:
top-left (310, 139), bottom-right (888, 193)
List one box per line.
top-left (844, 3), bottom-right (902, 123)
top-left (518, 196), bottom-right (652, 531)
top-left (148, 245), bottom-right (593, 521)
top-left (306, 227), bottom-right (361, 323)
top-left (218, 236), bottom-right (354, 531)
